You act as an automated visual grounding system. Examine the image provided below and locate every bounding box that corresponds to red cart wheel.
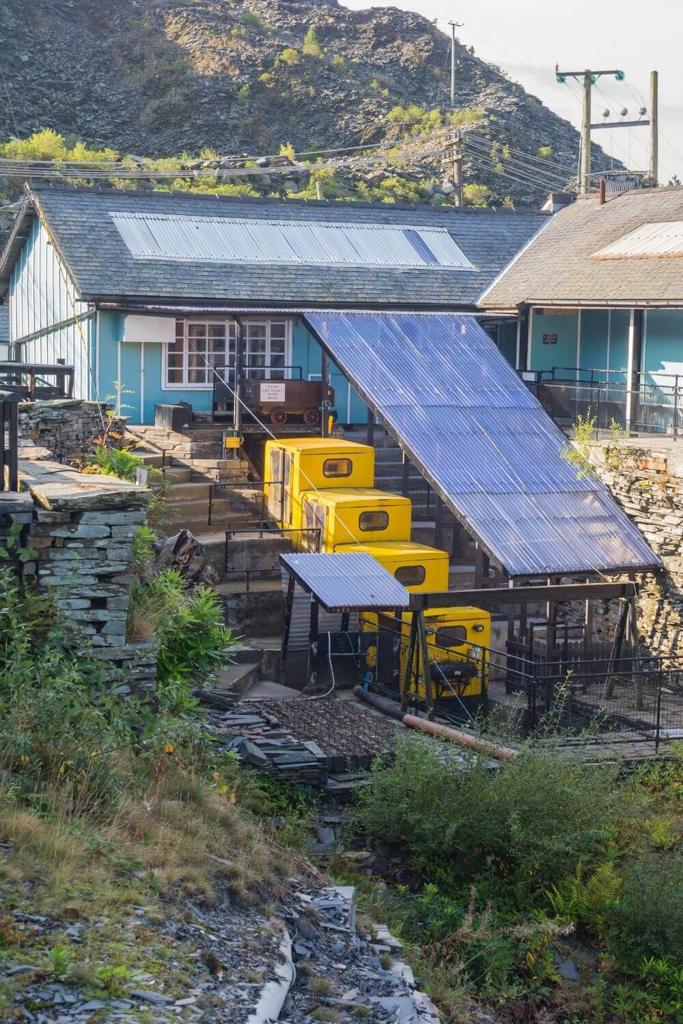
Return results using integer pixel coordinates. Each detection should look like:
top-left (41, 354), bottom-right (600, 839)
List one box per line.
top-left (270, 408), bottom-right (287, 425)
top-left (303, 407), bottom-right (321, 426)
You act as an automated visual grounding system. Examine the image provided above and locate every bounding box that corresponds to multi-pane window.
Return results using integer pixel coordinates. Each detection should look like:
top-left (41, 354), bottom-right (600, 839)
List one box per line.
top-left (166, 320), bottom-right (234, 387)
top-left (244, 321), bottom-right (288, 379)
top-left (165, 319), bottom-right (290, 388)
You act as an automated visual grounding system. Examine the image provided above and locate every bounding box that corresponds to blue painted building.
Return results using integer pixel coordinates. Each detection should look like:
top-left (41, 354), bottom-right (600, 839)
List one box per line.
top-left (0, 186), bottom-right (545, 425)
top-left (480, 186), bottom-right (683, 430)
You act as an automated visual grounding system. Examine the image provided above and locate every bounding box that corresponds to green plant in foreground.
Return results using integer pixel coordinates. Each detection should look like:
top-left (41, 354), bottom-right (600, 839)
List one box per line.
top-left (564, 412), bottom-right (597, 478)
top-left (85, 443), bottom-right (144, 481)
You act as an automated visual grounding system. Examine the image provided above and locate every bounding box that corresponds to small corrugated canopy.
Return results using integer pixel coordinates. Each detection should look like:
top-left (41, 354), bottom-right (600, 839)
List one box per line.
top-left (304, 311), bottom-right (661, 578)
top-left (280, 552), bottom-right (410, 612)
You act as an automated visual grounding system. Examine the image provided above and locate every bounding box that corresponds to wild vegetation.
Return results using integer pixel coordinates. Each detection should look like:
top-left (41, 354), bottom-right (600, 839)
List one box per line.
top-left (341, 737), bottom-right (683, 1023)
top-left (0, 563), bottom-right (312, 1017)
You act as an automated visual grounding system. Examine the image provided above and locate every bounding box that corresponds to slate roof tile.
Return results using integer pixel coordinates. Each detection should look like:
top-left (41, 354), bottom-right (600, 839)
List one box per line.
top-left (3, 186), bottom-right (546, 309)
top-left (480, 186), bottom-right (683, 309)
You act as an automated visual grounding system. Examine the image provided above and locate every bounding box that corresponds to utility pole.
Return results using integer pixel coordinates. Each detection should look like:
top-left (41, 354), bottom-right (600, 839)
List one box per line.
top-left (555, 66), bottom-right (625, 194)
top-left (444, 129), bottom-right (464, 207)
top-left (448, 20), bottom-right (463, 108)
top-left (650, 69), bottom-right (659, 185)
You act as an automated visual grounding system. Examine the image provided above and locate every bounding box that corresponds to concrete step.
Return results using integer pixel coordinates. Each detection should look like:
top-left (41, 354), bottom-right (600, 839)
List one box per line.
top-left (212, 661), bottom-right (261, 694)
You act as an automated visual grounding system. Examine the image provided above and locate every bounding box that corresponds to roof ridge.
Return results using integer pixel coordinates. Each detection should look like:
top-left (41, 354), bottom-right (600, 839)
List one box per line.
top-left (29, 182), bottom-right (543, 217)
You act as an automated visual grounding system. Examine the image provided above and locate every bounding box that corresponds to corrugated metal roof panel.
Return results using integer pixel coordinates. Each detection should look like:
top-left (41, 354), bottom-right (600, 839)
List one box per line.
top-left (304, 311), bottom-right (660, 577)
top-left (280, 552), bottom-right (411, 611)
top-left (111, 212), bottom-right (475, 270)
top-left (594, 221), bottom-right (683, 259)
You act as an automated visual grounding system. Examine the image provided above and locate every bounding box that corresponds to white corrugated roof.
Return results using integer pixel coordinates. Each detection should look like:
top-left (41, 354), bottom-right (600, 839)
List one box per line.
top-left (594, 221), bottom-right (683, 259)
top-left (110, 212), bottom-right (475, 270)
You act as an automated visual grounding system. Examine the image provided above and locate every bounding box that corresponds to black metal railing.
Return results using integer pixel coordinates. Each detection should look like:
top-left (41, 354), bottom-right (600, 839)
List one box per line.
top-left (223, 526), bottom-right (321, 591)
top-left (0, 361), bottom-right (75, 401)
top-left (357, 608), bottom-right (683, 748)
top-left (0, 390), bottom-right (19, 492)
top-left (524, 366), bottom-right (683, 437)
top-left (208, 480), bottom-right (271, 527)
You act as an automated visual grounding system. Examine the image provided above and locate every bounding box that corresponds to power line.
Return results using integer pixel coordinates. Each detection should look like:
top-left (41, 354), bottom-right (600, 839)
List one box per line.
top-left (464, 131), bottom-right (577, 178)
top-left (464, 137), bottom-right (570, 188)
top-left (463, 138), bottom-right (570, 188)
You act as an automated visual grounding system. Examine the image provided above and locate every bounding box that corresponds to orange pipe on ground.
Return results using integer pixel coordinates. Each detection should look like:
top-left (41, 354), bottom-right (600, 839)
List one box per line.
top-left (401, 714), bottom-right (518, 761)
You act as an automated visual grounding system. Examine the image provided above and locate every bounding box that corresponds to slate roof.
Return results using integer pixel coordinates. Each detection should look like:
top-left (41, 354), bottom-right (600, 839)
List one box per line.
top-left (0, 186), bottom-right (546, 310)
top-left (480, 186), bottom-right (683, 310)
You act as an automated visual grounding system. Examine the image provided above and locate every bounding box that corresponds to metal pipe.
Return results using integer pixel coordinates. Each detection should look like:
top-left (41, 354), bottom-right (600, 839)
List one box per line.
top-left (352, 687), bottom-right (518, 760)
top-left (402, 714), bottom-right (518, 761)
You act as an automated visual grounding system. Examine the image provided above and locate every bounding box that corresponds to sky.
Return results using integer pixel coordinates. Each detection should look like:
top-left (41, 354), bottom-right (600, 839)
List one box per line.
top-left (341, 0), bottom-right (683, 185)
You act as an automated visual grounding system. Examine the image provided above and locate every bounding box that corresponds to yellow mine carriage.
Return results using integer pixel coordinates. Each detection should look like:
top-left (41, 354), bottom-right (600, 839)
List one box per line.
top-left (336, 539), bottom-right (450, 592)
top-left (264, 437), bottom-right (375, 535)
top-left (300, 488), bottom-right (412, 551)
top-left (403, 605), bottom-right (491, 712)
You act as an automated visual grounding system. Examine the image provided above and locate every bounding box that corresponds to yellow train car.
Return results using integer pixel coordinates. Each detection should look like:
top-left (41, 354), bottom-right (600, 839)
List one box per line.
top-left (300, 488), bottom-right (412, 552)
top-left (404, 606), bottom-right (491, 711)
top-left (264, 438), bottom-right (375, 534)
top-left (364, 605), bottom-right (491, 715)
top-left (336, 540), bottom-right (449, 592)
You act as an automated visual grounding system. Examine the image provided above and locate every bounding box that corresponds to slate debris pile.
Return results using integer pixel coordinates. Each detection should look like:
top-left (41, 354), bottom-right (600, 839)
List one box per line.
top-left (205, 705), bottom-right (330, 786)
top-left (201, 695), bottom-right (400, 786)
top-left (281, 884), bottom-right (441, 1023)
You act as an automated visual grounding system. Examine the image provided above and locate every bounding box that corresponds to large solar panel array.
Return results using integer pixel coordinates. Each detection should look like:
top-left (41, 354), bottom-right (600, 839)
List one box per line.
top-left (111, 212), bottom-right (475, 269)
top-left (304, 312), bottom-right (660, 577)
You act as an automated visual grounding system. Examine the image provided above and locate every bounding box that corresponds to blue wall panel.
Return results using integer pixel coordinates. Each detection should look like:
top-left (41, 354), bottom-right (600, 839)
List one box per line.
top-left (579, 310), bottom-right (609, 376)
top-left (529, 311), bottom-right (578, 372)
top-left (643, 309), bottom-right (683, 386)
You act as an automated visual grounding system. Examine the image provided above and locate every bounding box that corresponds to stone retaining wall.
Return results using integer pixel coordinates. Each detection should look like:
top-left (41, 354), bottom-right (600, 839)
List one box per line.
top-left (590, 442), bottom-right (683, 656)
top-left (0, 450), bottom-right (156, 694)
top-left (18, 398), bottom-right (125, 465)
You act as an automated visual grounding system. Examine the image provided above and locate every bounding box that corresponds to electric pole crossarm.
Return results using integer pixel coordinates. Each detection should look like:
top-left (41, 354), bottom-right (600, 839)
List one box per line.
top-left (591, 120), bottom-right (651, 130)
top-left (556, 68), bottom-right (624, 78)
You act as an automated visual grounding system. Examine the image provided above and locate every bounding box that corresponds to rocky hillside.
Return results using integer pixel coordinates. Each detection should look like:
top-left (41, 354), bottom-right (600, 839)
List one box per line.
top-left (0, 0), bottom-right (616, 204)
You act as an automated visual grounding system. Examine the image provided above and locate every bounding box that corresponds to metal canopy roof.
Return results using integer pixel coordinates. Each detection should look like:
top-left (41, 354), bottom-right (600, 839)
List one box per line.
top-left (304, 311), bottom-right (661, 578)
top-left (111, 212), bottom-right (475, 270)
top-left (593, 221), bottom-right (683, 260)
top-left (280, 552), bottom-right (411, 612)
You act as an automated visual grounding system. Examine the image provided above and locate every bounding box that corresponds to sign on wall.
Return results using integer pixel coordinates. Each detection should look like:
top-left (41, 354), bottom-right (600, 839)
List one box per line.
top-left (542, 333), bottom-right (559, 345)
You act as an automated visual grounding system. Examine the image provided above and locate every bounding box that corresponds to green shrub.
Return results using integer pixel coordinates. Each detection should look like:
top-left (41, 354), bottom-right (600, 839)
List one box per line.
top-left (0, 570), bottom-right (135, 806)
top-left (85, 443), bottom-right (144, 481)
top-left (463, 183), bottom-right (492, 207)
top-left (277, 48), bottom-right (300, 67)
top-left (128, 570), bottom-right (233, 705)
top-left (354, 737), bottom-right (627, 906)
top-left (0, 129), bottom-right (118, 163)
top-left (606, 852), bottom-right (683, 961)
top-left (303, 27), bottom-right (322, 58)
top-left (238, 10), bottom-right (266, 30)
top-left (331, 53), bottom-right (345, 68)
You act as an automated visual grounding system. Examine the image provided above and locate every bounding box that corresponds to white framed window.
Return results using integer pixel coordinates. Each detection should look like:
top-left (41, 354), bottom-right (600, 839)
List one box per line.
top-left (164, 319), bottom-right (291, 389)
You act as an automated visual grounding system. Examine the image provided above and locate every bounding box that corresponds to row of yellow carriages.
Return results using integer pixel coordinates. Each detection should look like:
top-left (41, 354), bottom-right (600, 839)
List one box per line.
top-left (265, 437), bottom-right (491, 712)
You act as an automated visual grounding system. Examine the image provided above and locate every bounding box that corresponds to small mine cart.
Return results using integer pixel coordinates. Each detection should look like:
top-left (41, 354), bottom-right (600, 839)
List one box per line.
top-left (241, 378), bottom-right (333, 426)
